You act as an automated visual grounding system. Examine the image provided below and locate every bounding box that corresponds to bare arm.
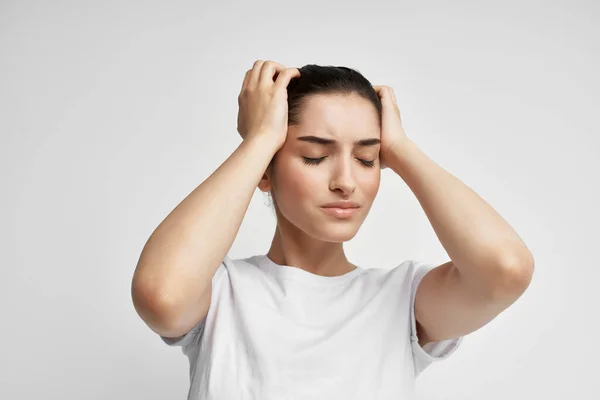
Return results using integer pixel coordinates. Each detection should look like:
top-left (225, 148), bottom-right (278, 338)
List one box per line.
top-left (389, 138), bottom-right (533, 346)
top-left (131, 134), bottom-right (279, 338)
top-left (131, 60), bottom-right (300, 339)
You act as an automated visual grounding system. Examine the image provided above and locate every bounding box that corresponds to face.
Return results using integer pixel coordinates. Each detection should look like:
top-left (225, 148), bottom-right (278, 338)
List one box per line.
top-left (259, 93), bottom-right (382, 243)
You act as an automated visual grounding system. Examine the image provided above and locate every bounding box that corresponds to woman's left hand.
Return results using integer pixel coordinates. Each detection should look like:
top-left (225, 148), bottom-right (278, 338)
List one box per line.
top-left (372, 85), bottom-right (409, 169)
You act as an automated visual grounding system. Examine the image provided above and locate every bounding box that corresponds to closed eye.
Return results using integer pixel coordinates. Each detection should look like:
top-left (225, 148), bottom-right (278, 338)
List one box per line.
top-left (302, 156), bottom-right (376, 168)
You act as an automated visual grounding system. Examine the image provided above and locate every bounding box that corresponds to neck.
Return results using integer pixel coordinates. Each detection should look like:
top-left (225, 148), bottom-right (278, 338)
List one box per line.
top-left (266, 224), bottom-right (357, 278)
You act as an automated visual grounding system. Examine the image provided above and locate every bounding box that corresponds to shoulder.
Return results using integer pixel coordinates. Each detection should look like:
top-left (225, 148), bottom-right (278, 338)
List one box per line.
top-left (215, 253), bottom-right (277, 283)
top-left (356, 259), bottom-right (431, 291)
top-left (370, 259), bottom-right (431, 280)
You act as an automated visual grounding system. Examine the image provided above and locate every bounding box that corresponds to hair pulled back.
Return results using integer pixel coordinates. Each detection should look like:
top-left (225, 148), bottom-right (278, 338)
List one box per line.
top-left (268, 64), bottom-right (382, 171)
top-left (265, 64), bottom-right (382, 210)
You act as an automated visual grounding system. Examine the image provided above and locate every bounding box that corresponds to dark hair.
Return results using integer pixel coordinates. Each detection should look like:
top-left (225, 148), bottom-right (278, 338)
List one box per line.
top-left (286, 64), bottom-right (382, 126)
top-left (268, 64), bottom-right (382, 172)
top-left (265, 65), bottom-right (382, 211)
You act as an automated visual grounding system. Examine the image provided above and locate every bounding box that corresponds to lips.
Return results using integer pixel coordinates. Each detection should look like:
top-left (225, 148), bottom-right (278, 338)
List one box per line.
top-left (321, 201), bottom-right (360, 209)
top-left (320, 206), bottom-right (360, 218)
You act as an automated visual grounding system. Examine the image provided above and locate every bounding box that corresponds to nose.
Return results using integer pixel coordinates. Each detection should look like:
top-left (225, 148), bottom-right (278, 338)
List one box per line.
top-left (329, 157), bottom-right (356, 195)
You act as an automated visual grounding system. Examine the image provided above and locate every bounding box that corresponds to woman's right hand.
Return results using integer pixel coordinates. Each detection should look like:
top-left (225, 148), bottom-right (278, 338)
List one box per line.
top-left (237, 60), bottom-right (301, 151)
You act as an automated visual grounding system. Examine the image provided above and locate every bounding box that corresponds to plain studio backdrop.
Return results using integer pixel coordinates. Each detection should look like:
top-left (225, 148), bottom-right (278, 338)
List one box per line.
top-left (1, 1), bottom-right (598, 399)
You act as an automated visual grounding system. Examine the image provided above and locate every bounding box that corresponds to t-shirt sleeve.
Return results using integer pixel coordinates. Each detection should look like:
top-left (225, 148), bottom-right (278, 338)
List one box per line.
top-left (409, 261), bottom-right (464, 378)
top-left (159, 255), bottom-right (229, 350)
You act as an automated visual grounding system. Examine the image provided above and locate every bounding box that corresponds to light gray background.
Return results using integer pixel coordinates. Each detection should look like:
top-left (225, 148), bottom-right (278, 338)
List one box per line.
top-left (2, 0), bottom-right (598, 399)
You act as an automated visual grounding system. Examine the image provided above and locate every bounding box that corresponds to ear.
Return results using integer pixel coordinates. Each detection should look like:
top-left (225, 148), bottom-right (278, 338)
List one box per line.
top-left (257, 167), bottom-right (273, 193)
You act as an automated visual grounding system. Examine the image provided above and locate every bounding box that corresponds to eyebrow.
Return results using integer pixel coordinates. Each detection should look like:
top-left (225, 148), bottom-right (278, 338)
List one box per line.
top-left (296, 135), bottom-right (381, 147)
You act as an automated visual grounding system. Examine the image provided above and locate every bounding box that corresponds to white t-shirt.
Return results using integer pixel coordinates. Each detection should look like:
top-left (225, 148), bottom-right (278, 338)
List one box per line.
top-left (161, 254), bottom-right (463, 399)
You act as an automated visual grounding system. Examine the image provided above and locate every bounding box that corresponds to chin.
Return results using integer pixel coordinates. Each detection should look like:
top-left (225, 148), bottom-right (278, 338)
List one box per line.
top-left (279, 206), bottom-right (362, 242)
top-left (309, 222), bottom-right (360, 243)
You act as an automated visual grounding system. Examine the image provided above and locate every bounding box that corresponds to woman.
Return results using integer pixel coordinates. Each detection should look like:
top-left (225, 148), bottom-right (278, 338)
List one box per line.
top-left (132, 60), bottom-right (534, 399)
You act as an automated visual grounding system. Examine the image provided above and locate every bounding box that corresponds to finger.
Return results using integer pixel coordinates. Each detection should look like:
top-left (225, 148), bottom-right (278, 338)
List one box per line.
top-left (259, 60), bottom-right (288, 88)
top-left (373, 85), bottom-right (387, 100)
top-left (389, 87), bottom-right (397, 103)
top-left (373, 85), bottom-right (398, 107)
top-left (241, 69), bottom-right (251, 92)
top-left (372, 85), bottom-right (382, 96)
top-left (248, 60), bottom-right (266, 89)
top-left (273, 67), bottom-right (301, 92)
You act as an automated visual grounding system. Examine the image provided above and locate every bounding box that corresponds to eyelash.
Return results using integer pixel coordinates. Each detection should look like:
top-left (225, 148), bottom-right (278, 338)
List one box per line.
top-left (302, 157), bottom-right (376, 168)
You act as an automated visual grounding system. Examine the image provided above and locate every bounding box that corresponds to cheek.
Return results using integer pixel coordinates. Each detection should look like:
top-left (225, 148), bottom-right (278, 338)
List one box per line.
top-left (357, 173), bottom-right (381, 198)
top-left (277, 166), bottom-right (321, 200)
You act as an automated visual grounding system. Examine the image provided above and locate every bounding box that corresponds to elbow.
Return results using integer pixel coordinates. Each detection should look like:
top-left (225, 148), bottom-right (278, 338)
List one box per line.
top-left (131, 272), bottom-right (180, 333)
top-left (488, 254), bottom-right (535, 302)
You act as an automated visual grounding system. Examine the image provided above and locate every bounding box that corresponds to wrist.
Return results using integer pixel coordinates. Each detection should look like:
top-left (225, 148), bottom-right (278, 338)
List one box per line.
top-left (246, 132), bottom-right (282, 154)
top-left (240, 134), bottom-right (281, 163)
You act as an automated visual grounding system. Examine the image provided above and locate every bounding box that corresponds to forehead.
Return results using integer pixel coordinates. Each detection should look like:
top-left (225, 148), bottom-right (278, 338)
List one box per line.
top-left (291, 93), bottom-right (380, 139)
